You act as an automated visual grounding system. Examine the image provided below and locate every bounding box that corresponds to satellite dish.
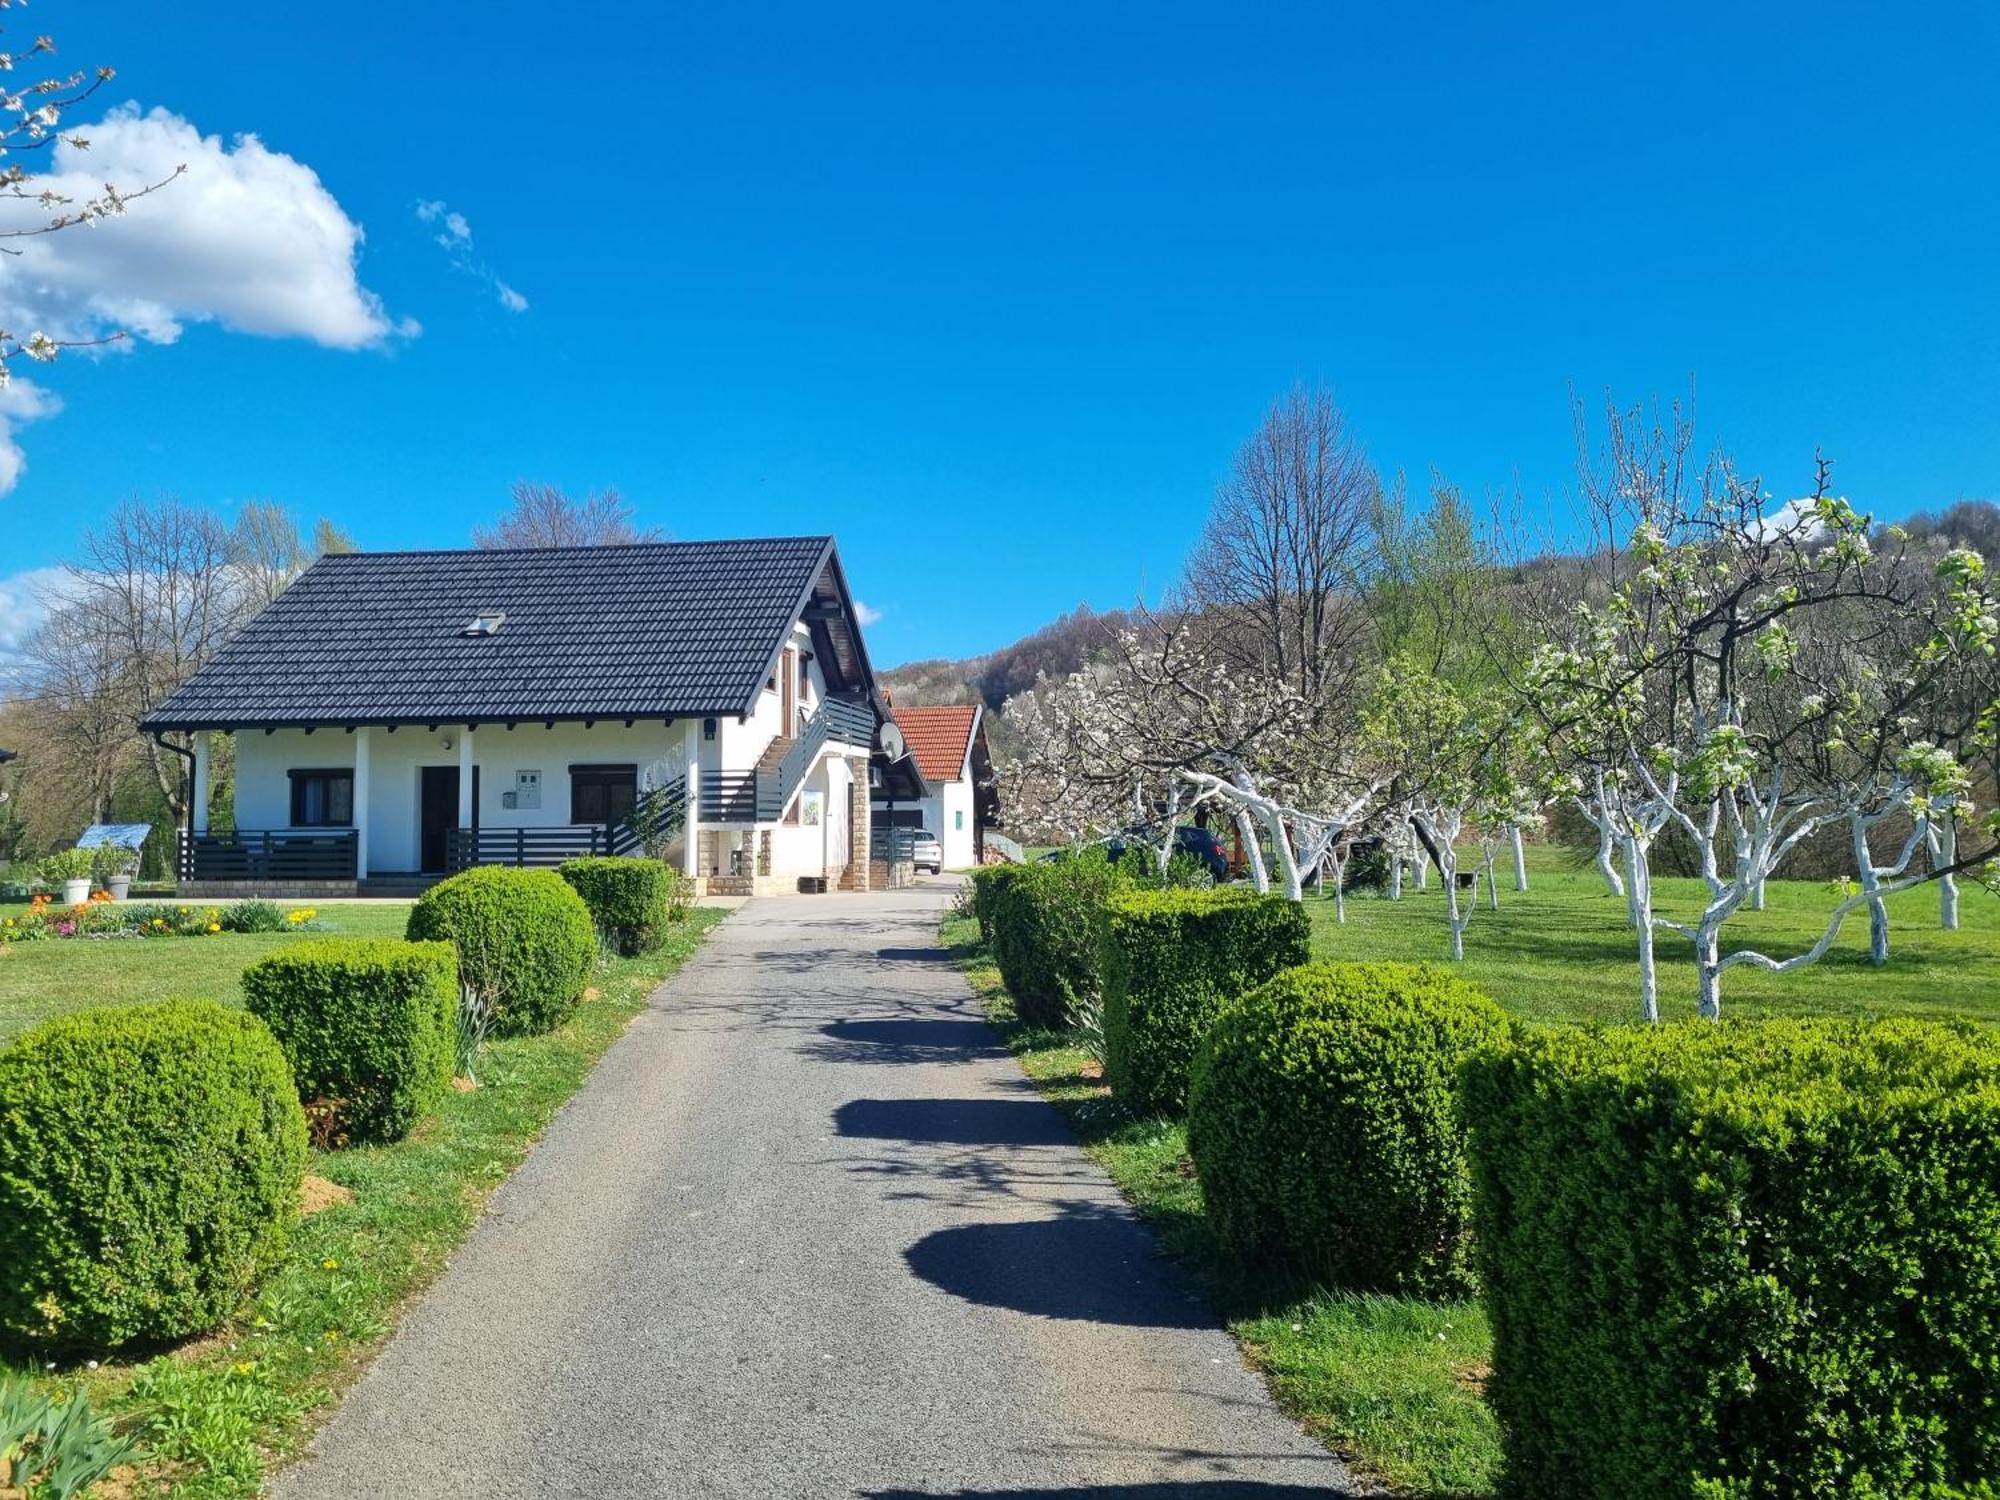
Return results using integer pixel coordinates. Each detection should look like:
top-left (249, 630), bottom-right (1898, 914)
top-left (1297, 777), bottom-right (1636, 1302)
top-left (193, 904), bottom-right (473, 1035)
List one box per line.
top-left (878, 722), bottom-right (907, 761)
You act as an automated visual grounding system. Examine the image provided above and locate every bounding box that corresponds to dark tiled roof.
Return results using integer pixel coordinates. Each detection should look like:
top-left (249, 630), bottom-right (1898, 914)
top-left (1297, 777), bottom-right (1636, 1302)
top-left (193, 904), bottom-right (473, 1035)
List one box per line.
top-left (892, 704), bottom-right (980, 784)
top-left (142, 537), bottom-right (848, 729)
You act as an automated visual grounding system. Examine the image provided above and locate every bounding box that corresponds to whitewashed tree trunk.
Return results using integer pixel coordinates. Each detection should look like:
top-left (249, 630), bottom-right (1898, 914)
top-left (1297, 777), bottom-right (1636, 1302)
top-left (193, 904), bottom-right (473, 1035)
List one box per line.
top-left (1483, 843), bottom-right (1501, 910)
top-left (1578, 780), bottom-right (1625, 900)
top-left (1850, 814), bottom-right (1891, 966)
top-left (1445, 870), bottom-right (1465, 959)
top-left (1511, 824), bottom-right (1529, 892)
top-left (1936, 811), bottom-right (1960, 930)
top-left (1622, 834), bottom-right (1644, 931)
top-left (1414, 852), bottom-right (1429, 891)
top-left (1694, 919), bottom-right (1723, 1020)
top-left (1626, 838), bottom-right (1659, 1023)
top-left (1234, 808), bottom-right (1269, 894)
top-left (1328, 845), bottom-right (1348, 923)
top-left (1389, 852), bottom-right (1403, 900)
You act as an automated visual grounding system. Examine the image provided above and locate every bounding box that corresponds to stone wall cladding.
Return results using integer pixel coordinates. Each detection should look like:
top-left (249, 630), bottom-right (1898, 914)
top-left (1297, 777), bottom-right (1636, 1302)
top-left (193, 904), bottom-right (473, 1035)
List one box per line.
top-left (839, 754), bottom-right (871, 891)
top-left (176, 880), bottom-right (359, 899)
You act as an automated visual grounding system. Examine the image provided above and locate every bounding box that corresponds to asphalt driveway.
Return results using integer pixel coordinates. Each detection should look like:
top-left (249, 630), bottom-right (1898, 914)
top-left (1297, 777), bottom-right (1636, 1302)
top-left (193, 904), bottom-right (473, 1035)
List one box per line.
top-left (276, 883), bottom-right (1362, 1498)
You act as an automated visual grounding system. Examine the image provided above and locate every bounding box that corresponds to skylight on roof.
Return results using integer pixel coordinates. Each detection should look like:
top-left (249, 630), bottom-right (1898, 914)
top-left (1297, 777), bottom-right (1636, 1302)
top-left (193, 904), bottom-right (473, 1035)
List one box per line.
top-left (462, 612), bottom-right (507, 637)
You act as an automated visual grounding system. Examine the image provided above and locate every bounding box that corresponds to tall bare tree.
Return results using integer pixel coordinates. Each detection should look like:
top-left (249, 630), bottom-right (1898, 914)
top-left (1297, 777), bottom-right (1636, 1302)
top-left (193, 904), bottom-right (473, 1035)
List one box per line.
top-left (61, 497), bottom-right (247, 819)
top-left (229, 500), bottom-right (309, 611)
top-left (473, 482), bottom-right (661, 548)
top-left (1182, 386), bottom-right (1380, 707)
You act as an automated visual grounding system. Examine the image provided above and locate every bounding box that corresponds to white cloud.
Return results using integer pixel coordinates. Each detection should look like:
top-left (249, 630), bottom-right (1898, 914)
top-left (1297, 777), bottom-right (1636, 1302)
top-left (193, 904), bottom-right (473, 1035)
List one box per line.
top-left (854, 599), bottom-right (884, 626)
top-left (415, 199), bottom-right (529, 314)
top-left (0, 104), bottom-right (403, 354)
top-left (1751, 497), bottom-right (1829, 544)
top-left (0, 382), bottom-right (62, 495)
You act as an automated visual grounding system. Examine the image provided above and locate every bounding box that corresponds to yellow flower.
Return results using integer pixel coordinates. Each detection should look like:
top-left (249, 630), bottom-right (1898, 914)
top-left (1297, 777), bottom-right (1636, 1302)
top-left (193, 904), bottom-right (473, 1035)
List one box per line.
top-left (324, 1330), bottom-right (342, 1343)
top-left (207, 922), bottom-right (221, 933)
top-left (321, 1258), bottom-right (339, 1270)
top-left (233, 1360), bottom-right (256, 1375)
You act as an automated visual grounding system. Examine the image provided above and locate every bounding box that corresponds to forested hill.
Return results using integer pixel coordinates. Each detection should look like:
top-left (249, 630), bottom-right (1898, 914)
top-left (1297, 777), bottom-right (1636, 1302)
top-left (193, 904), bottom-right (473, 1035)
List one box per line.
top-left (880, 498), bottom-right (2000, 721)
top-left (881, 603), bottom-right (1133, 716)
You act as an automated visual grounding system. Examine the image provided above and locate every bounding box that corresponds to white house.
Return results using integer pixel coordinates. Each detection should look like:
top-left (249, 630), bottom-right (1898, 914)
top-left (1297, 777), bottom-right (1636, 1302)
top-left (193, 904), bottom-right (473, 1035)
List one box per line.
top-left (141, 536), bottom-right (925, 897)
top-left (871, 702), bottom-right (998, 870)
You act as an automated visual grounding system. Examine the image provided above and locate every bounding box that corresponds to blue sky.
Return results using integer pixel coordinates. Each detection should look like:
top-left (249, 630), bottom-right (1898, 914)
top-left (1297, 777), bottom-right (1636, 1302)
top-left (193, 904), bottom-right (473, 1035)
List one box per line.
top-left (2, 2), bottom-right (1995, 667)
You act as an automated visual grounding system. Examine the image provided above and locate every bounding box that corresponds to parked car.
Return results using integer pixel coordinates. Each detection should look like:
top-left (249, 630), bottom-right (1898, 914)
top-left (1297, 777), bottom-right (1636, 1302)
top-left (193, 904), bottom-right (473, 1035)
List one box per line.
top-left (909, 829), bottom-right (943, 875)
top-left (1105, 825), bottom-right (1231, 882)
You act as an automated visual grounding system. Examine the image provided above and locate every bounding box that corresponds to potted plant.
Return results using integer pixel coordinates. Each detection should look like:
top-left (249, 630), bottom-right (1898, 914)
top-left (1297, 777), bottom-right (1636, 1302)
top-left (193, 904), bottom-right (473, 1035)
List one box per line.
top-left (95, 845), bottom-right (141, 900)
top-left (38, 847), bottom-right (97, 907)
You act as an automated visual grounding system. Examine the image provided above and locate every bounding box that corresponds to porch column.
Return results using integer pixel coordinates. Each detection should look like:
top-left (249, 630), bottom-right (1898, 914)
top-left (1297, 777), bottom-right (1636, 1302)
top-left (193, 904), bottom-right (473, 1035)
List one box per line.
top-left (353, 727), bottom-right (371, 878)
top-left (681, 717), bottom-right (700, 879)
top-left (190, 733), bottom-right (211, 835)
top-left (458, 727), bottom-right (475, 829)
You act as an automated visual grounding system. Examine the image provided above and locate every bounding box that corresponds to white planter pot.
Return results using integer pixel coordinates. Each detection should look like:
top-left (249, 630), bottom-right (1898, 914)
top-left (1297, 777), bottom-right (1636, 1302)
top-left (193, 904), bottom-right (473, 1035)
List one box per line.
top-left (107, 876), bottom-right (132, 901)
top-left (61, 878), bottom-right (92, 906)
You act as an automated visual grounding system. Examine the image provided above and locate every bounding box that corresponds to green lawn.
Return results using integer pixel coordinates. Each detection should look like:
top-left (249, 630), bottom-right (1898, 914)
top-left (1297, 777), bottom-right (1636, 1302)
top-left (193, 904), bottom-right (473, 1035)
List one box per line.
top-left (0, 901), bottom-right (414, 1046)
top-left (1309, 849), bottom-right (2000, 1025)
top-left (7, 906), bottom-right (728, 1498)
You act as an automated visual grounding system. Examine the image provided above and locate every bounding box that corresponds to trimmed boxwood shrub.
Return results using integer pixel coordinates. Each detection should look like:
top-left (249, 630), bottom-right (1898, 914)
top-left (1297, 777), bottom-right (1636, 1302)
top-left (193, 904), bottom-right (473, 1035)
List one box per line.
top-left (242, 938), bottom-right (457, 1144)
top-left (559, 856), bottom-right (676, 955)
top-left (989, 856), bottom-right (1129, 1029)
top-left (405, 866), bottom-right (594, 1037)
top-left (968, 863), bottom-right (1028, 943)
top-left (0, 1000), bottom-right (306, 1355)
top-left (1100, 887), bottom-right (1310, 1116)
top-left (1462, 1018), bottom-right (2000, 1500)
top-left (1187, 961), bottom-right (1508, 1297)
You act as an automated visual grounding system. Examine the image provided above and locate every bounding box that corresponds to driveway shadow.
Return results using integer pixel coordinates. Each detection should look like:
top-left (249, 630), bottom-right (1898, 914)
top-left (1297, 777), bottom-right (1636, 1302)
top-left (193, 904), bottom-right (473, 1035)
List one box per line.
top-left (878, 946), bottom-right (955, 963)
top-left (902, 1206), bottom-right (1214, 1329)
top-left (809, 1017), bottom-right (1009, 1066)
top-left (835, 1097), bottom-right (1077, 1147)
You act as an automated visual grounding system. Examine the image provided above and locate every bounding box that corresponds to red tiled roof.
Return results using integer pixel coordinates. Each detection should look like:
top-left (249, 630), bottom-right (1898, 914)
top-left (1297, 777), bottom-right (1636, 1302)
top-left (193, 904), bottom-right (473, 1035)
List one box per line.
top-left (893, 703), bottom-right (980, 784)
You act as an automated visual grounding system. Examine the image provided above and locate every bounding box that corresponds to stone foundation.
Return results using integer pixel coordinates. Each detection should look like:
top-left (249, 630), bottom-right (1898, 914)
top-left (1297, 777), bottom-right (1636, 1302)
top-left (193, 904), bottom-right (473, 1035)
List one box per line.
top-left (176, 879), bottom-right (360, 900)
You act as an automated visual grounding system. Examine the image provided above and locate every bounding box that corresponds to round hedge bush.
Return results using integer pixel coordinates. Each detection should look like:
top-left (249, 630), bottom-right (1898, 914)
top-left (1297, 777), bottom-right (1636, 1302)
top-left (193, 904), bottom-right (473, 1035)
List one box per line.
top-left (1187, 961), bottom-right (1509, 1297)
top-left (405, 866), bottom-right (594, 1036)
top-left (0, 999), bottom-right (307, 1355)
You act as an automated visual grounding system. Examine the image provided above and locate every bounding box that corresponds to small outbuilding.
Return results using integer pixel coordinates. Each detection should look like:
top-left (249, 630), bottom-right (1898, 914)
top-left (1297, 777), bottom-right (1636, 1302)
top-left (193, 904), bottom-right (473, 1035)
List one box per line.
top-left (872, 703), bottom-right (999, 870)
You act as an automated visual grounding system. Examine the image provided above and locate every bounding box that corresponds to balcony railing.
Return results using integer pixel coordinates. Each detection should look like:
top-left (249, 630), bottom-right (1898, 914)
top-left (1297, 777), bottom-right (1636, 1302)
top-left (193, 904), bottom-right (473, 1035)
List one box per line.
top-left (445, 825), bottom-right (623, 871)
top-left (178, 829), bottom-right (358, 882)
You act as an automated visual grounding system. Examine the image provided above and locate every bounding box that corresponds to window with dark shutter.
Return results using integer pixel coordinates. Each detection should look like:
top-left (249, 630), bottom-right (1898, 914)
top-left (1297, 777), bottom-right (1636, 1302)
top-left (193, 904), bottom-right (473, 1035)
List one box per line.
top-left (569, 764), bottom-right (637, 824)
top-left (289, 769), bottom-right (355, 827)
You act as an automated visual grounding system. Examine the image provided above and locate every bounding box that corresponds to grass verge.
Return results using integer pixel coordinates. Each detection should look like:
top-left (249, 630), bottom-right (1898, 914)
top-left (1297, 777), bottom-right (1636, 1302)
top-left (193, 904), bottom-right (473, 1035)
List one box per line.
top-left (942, 907), bottom-right (1499, 1498)
top-left (6, 906), bottom-right (725, 1498)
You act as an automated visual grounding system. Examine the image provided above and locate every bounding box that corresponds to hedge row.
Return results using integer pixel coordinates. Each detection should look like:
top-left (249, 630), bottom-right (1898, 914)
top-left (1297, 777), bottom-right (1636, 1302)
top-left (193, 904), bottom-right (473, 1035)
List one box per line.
top-left (1464, 1018), bottom-right (2000, 1498)
top-left (243, 938), bottom-right (457, 1144)
top-left (1100, 886), bottom-right (1309, 1115)
top-left (988, 857), bottom-right (1129, 1028)
top-left (975, 854), bottom-right (2000, 1492)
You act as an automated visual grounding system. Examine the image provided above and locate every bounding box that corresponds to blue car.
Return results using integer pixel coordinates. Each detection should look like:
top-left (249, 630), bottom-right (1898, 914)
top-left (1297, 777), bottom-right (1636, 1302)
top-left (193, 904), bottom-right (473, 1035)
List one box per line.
top-left (1103, 825), bottom-right (1230, 881)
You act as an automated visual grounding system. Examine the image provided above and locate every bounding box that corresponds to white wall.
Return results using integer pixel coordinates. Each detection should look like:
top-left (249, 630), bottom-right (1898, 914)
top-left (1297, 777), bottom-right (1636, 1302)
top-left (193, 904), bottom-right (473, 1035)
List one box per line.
top-left (231, 621), bottom-right (868, 877)
top-left (937, 777), bottom-right (977, 869)
top-left (236, 722), bottom-right (686, 874)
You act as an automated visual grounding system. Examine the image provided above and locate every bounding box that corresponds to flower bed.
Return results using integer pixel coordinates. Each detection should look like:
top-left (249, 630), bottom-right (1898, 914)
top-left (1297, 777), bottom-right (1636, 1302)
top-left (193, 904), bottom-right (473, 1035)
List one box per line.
top-left (0, 896), bottom-right (320, 943)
